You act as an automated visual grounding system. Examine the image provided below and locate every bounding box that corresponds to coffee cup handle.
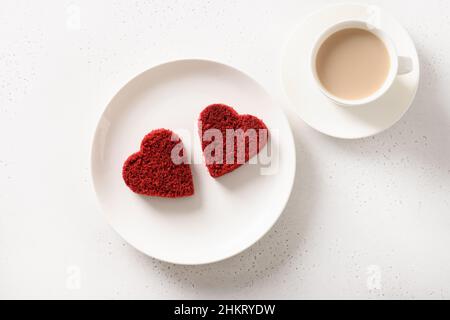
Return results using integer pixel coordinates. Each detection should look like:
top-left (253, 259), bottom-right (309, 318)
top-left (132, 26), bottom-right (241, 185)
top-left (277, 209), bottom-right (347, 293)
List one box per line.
top-left (398, 56), bottom-right (413, 75)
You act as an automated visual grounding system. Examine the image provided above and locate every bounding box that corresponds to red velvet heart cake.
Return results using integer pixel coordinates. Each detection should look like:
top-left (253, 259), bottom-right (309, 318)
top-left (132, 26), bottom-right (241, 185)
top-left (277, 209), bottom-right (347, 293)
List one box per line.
top-left (122, 129), bottom-right (194, 197)
top-left (198, 104), bottom-right (269, 178)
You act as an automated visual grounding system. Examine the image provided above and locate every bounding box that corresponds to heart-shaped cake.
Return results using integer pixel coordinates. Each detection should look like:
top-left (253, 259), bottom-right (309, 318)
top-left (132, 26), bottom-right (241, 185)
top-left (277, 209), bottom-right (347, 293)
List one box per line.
top-left (122, 129), bottom-right (194, 197)
top-left (198, 104), bottom-right (269, 178)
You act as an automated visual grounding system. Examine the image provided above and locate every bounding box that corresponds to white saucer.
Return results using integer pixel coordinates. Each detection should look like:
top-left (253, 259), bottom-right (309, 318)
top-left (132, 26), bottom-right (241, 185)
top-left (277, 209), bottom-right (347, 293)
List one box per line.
top-left (282, 3), bottom-right (420, 139)
top-left (91, 59), bottom-right (296, 265)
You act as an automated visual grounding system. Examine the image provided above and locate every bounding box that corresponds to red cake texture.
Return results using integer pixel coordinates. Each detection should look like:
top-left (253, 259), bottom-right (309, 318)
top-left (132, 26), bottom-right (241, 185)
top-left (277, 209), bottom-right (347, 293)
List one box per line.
top-left (122, 129), bottom-right (194, 197)
top-left (199, 104), bottom-right (269, 178)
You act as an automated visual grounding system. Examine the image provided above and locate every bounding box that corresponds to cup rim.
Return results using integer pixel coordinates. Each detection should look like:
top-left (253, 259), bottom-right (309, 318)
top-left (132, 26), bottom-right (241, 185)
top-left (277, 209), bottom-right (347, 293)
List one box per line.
top-left (310, 19), bottom-right (399, 107)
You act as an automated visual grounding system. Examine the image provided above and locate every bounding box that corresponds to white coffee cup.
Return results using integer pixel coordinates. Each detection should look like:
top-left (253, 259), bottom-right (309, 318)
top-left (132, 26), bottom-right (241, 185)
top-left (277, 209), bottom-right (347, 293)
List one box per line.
top-left (310, 20), bottom-right (413, 107)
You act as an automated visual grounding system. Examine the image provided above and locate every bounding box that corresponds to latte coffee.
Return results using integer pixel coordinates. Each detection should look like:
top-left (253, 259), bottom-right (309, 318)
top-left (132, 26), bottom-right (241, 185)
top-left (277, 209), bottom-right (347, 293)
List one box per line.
top-left (315, 28), bottom-right (390, 100)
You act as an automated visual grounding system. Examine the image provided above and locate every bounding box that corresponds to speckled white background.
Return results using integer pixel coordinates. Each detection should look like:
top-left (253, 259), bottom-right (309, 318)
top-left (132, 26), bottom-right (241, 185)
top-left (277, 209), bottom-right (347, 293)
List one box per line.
top-left (1, 0), bottom-right (449, 299)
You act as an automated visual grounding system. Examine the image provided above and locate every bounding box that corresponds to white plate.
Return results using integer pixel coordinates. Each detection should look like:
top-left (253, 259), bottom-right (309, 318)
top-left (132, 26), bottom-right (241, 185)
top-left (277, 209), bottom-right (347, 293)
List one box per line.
top-left (282, 3), bottom-right (420, 139)
top-left (91, 59), bottom-right (296, 265)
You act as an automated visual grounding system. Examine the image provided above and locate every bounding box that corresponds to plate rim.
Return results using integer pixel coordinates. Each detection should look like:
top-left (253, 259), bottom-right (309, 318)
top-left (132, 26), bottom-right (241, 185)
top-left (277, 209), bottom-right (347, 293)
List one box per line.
top-left (90, 58), bottom-right (297, 265)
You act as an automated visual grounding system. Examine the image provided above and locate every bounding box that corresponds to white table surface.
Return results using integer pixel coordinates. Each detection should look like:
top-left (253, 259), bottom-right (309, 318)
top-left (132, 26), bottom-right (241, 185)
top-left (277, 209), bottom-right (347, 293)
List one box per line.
top-left (1, 0), bottom-right (449, 300)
